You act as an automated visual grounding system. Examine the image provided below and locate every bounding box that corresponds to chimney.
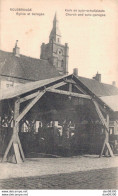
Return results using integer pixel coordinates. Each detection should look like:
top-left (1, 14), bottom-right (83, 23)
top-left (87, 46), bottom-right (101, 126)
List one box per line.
top-left (13, 40), bottom-right (20, 57)
top-left (112, 81), bottom-right (116, 86)
top-left (93, 72), bottom-right (101, 82)
top-left (73, 68), bottom-right (78, 76)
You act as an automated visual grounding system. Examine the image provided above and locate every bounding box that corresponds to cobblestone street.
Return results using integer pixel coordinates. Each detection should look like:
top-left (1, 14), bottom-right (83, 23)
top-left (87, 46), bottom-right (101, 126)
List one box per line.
top-left (0, 167), bottom-right (118, 189)
top-left (0, 155), bottom-right (118, 189)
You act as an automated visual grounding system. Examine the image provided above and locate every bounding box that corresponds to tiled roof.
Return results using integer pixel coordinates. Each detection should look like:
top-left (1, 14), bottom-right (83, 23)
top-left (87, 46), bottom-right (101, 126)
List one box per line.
top-left (0, 50), bottom-right (61, 81)
top-left (0, 75), bottom-right (69, 100)
top-left (0, 72), bottom-right (118, 112)
top-left (0, 50), bottom-right (118, 98)
top-left (101, 95), bottom-right (118, 112)
top-left (78, 76), bottom-right (118, 97)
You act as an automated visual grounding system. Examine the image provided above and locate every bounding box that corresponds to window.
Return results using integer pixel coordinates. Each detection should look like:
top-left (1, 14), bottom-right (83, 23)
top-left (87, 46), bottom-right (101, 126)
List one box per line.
top-left (61, 60), bottom-right (64, 67)
top-left (109, 128), bottom-right (114, 135)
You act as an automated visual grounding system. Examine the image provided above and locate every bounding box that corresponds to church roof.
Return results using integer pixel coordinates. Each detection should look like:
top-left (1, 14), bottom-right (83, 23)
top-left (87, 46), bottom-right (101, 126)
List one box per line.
top-left (0, 50), bottom-right (61, 81)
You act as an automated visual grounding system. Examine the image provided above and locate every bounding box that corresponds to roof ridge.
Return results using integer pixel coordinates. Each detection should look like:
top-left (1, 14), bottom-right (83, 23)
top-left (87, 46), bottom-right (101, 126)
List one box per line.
top-left (0, 49), bottom-right (47, 61)
top-left (78, 75), bottom-right (117, 87)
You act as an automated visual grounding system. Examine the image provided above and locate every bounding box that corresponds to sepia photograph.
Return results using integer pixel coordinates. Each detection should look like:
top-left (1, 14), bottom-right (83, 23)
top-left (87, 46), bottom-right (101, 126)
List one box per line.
top-left (0, 0), bottom-right (118, 193)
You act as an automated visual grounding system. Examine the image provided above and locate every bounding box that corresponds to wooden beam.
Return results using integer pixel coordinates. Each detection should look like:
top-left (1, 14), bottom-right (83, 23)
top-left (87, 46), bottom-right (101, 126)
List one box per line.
top-left (65, 79), bottom-right (76, 84)
top-left (12, 99), bottom-right (25, 163)
top-left (51, 81), bottom-right (67, 89)
top-left (3, 90), bottom-right (45, 163)
top-left (92, 100), bottom-right (109, 131)
top-left (20, 91), bottom-right (39, 103)
top-left (99, 138), bottom-right (106, 157)
top-left (92, 100), bottom-right (114, 157)
top-left (2, 135), bottom-right (13, 162)
top-left (74, 84), bottom-right (86, 94)
top-left (16, 91), bottom-right (45, 125)
top-left (2, 98), bottom-right (25, 163)
top-left (47, 89), bottom-right (91, 99)
top-left (20, 81), bottom-right (66, 103)
top-left (17, 135), bottom-right (25, 161)
top-left (13, 143), bottom-right (22, 163)
top-left (106, 142), bottom-right (114, 157)
top-left (99, 114), bottom-right (109, 157)
top-left (69, 83), bottom-right (72, 92)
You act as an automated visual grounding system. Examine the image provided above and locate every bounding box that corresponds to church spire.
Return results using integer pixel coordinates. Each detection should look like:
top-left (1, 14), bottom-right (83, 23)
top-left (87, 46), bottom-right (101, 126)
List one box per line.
top-left (49, 12), bottom-right (61, 43)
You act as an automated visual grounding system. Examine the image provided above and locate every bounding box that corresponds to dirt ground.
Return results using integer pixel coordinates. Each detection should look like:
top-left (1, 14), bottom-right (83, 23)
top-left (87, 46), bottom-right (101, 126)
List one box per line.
top-left (0, 155), bottom-right (118, 189)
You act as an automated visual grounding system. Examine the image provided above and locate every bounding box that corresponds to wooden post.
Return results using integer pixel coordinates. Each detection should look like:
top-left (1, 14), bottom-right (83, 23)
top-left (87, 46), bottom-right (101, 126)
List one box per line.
top-left (12, 98), bottom-right (24, 163)
top-left (15, 91), bottom-right (45, 126)
top-left (2, 98), bottom-right (25, 163)
top-left (2, 91), bottom-right (45, 163)
top-left (92, 100), bottom-right (114, 157)
top-left (69, 83), bottom-right (72, 92)
top-left (99, 114), bottom-right (110, 157)
top-left (0, 102), bottom-right (2, 138)
top-left (105, 114), bottom-right (109, 156)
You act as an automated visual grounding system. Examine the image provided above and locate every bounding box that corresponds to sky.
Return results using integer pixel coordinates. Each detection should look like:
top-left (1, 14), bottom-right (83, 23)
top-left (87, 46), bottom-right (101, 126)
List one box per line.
top-left (0, 0), bottom-right (118, 85)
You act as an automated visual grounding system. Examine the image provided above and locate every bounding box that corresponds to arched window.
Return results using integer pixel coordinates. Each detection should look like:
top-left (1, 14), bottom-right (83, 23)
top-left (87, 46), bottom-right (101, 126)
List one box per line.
top-left (61, 60), bottom-right (64, 67)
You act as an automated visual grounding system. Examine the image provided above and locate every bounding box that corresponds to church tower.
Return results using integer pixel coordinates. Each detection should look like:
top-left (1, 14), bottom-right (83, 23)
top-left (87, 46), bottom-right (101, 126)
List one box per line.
top-left (40, 13), bottom-right (69, 75)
